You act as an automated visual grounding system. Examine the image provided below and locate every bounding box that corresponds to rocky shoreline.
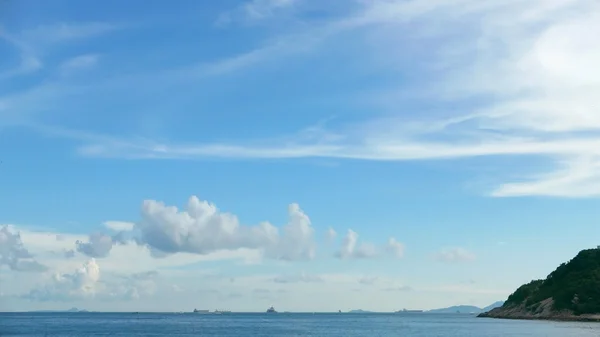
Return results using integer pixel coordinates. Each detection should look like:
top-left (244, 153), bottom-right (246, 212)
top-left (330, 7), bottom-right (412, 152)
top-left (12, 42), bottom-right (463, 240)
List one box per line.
top-left (478, 299), bottom-right (600, 322)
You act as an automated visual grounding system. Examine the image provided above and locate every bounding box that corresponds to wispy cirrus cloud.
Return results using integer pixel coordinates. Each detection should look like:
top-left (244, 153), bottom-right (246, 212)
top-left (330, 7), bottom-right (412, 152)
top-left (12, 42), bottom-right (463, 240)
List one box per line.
top-left (215, 0), bottom-right (299, 27)
top-left (59, 54), bottom-right (99, 74)
top-left (19, 22), bottom-right (122, 45)
top-left (0, 21), bottom-right (120, 83)
top-left (1, 0), bottom-right (599, 199)
top-left (0, 29), bottom-right (42, 79)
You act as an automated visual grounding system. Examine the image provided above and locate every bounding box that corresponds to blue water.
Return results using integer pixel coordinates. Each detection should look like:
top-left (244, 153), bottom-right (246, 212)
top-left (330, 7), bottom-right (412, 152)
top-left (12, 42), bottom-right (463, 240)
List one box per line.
top-left (1, 312), bottom-right (599, 336)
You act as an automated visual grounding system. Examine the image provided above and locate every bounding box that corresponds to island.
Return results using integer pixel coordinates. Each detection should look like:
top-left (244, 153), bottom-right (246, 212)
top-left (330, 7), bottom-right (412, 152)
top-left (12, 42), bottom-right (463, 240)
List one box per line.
top-left (29, 307), bottom-right (88, 313)
top-left (427, 302), bottom-right (503, 314)
top-left (479, 247), bottom-right (600, 322)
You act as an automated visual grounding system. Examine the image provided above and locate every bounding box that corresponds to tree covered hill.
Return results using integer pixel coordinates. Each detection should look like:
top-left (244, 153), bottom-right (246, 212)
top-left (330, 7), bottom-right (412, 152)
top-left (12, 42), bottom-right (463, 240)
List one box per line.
top-left (480, 247), bottom-right (600, 320)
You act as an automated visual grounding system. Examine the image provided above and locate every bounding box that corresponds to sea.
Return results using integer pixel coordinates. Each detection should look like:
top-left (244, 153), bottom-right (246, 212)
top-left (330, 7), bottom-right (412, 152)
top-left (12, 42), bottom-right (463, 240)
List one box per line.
top-left (1, 312), bottom-right (599, 336)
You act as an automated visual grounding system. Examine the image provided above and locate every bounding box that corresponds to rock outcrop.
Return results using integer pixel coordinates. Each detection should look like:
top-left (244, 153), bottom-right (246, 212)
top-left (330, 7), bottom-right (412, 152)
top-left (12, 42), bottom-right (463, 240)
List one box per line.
top-left (478, 298), bottom-right (600, 322)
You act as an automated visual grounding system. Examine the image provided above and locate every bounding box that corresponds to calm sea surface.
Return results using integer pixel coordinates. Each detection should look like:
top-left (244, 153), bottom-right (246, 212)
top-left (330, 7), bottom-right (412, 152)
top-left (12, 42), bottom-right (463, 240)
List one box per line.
top-left (1, 312), bottom-right (599, 336)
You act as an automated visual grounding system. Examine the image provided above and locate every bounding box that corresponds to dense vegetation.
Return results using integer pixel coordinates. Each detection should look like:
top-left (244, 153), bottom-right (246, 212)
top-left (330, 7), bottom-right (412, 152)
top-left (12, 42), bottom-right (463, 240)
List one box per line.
top-left (504, 247), bottom-right (600, 315)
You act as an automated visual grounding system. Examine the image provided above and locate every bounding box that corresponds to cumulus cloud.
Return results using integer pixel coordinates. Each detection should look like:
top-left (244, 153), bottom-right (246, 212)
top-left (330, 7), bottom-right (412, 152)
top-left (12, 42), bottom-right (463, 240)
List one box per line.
top-left (64, 249), bottom-right (76, 258)
top-left (76, 233), bottom-right (114, 258)
top-left (23, 259), bottom-right (158, 302)
top-left (135, 196), bottom-right (315, 261)
top-left (267, 203), bottom-right (316, 260)
top-left (24, 259), bottom-right (100, 302)
top-left (76, 200), bottom-right (394, 263)
top-left (335, 229), bottom-right (378, 259)
top-left (385, 237), bottom-right (405, 258)
top-left (0, 226), bottom-right (47, 272)
top-left (325, 227), bottom-right (337, 241)
top-left (111, 270), bottom-right (159, 300)
top-left (435, 247), bottom-right (476, 263)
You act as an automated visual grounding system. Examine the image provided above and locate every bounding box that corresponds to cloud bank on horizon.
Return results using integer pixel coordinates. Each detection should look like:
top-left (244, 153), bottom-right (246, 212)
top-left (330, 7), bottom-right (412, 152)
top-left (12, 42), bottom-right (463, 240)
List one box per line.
top-left (0, 194), bottom-right (474, 311)
top-left (0, 0), bottom-right (599, 312)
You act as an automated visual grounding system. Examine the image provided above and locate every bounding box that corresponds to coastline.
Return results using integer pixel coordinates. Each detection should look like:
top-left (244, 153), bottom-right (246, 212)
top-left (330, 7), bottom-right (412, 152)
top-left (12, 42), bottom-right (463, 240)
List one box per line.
top-left (477, 302), bottom-right (600, 323)
top-left (478, 312), bottom-right (600, 322)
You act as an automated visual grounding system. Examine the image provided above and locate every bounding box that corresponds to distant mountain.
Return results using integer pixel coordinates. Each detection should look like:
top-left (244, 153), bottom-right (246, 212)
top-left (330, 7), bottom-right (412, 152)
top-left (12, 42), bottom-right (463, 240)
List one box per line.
top-left (428, 301), bottom-right (504, 314)
top-left (30, 307), bottom-right (88, 313)
top-left (427, 305), bottom-right (481, 314)
top-left (481, 301), bottom-right (504, 313)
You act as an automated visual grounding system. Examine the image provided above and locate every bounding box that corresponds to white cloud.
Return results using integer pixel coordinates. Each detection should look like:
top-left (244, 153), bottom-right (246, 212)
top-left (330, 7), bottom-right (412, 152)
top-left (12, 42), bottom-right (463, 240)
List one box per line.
top-left (4, 255), bottom-right (508, 311)
top-left (104, 221), bottom-right (135, 232)
top-left (22, 259), bottom-right (159, 302)
top-left (243, 0), bottom-right (297, 20)
top-left (435, 247), bottom-right (476, 263)
top-left (0, 30), bottom-right (42, 80)
top-left (12, 226), bottom-right (261, 275)
top-left (267, 203), bottom-right (316, 260)
top-left (385, 237), bottom-right (405, 258)
top-left (216, 0), bottom-right (298, 26)
top-left (0, 22), bottom-right (115, 81)
top-left (325, 227), bottom-right (337, 241)
top-left (491, 156), bottom-right (600, 197)
top-left (24, 259), bottom-right (100, 301)
top-left (335, 229), bottom-right (378, 259)
top-left (60, 54), bottom-right (99, 73)
top-left (20, 22), bottom-right (121, 45)
top-left (3, 0), bottom-right (600, 199)
top-left (0, 226), bottom-right (47, 272)
top-left (199, 0), bottom-right (600, 198)
top-left (76, 233), bottom-right (114, 258)
top-left (135, 196), bottom-right (316, 261)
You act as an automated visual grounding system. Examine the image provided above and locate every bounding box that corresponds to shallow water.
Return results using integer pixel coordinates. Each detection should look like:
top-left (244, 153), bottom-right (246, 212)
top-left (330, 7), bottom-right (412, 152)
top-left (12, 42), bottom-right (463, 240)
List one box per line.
top-left (1, 312), bottom-right (599, 336)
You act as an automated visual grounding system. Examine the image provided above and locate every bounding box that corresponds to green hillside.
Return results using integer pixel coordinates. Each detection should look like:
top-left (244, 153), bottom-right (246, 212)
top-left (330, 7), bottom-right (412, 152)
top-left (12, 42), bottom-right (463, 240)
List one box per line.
top-left (504, 247), bottom-right (600, 315)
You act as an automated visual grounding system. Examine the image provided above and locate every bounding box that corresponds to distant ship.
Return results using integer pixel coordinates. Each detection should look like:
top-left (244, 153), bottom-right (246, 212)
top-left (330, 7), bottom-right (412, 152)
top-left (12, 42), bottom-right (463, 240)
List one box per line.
top-left (266, 306), bottom-right (277, 313)
top-left (193, 309), bottom-right (210, 314)
top-left (214, 310), bottom-right (231, 314)
top-left (397, 309), bottom-right (423, 313)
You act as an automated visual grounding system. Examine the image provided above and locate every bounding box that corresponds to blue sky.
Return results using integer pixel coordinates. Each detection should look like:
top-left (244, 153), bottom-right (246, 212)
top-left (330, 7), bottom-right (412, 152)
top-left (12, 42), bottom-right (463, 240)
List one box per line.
top-left (1, 0), bottom-right (599, 312)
